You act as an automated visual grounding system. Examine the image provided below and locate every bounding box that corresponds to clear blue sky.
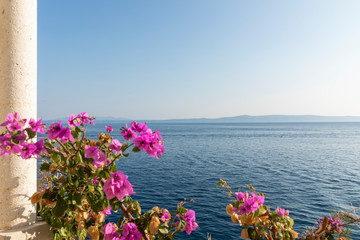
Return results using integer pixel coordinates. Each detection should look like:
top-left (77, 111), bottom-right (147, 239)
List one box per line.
top-left (38, 1), bottom-right (360, 120)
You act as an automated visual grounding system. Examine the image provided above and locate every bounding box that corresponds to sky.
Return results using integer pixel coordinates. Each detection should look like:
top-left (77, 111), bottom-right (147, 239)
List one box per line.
top-left (38, 0), bottom-right (360, 120)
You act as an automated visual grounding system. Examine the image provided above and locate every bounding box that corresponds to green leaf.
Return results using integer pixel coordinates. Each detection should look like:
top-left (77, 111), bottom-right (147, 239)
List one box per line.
top-left (51, 217), bottom-right (62, 230)
top-left (288, 217), bottom-right (294, 227)
top-left (158, 222), bottom-right (169, 234)
top-left (40, 162), bottom-right (50, 171)
top-left (252, 209), bottom-right (259, 219)
top-left (25, 128), bottom-right (36, 139)
top-left (52, 195), bottom-right (68, 217)
top-left (176, 207), bottom-right (188, 214)
top-left (71, 127), bottom-right (82, 139)
top-left (248, 228), bottom-right (260, 240)
top-left (132, 146), bottom-right (141, 152)
top-left (175, 219), bottom-right (186, 232)
top-left (72, 192), bottom-right (82, 206)
top-left (78, 228), bottom-right (87, 240)
top-left (74, 151), bottom-right (83, 164)
top-left (51, 153), bottom-right (61, 166)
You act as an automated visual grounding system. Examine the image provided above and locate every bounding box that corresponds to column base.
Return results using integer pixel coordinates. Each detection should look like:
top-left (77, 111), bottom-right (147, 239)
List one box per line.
top-left (0, 221), bottom-right (53, 240)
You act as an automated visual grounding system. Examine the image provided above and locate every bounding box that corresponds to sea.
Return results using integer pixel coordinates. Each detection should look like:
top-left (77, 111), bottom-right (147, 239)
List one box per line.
top-left (84, 122), bottom-right (360, 239)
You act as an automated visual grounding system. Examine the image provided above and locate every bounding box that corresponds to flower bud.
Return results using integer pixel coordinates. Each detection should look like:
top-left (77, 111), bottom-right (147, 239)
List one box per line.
top-left (149, 215), bottom-right (160, 235)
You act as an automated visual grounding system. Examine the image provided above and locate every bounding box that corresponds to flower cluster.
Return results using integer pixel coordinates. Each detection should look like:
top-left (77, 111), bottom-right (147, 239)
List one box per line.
top-left (103, 171), bottom-right (135, 201)
top-left (276, 206), bottom-right (290, 217)
top-left (0, 113), bottom-right (45, 158)
top-left (121, 121), bottom-right (164, 159)
top-left (176, 209), bottom-right (199, 235)
top-left (233, 191), bottom-right (265, 215)
top-left (1, 112), bottom-right (199, 240)
top-left (318, 216), bottom-right (343, 233)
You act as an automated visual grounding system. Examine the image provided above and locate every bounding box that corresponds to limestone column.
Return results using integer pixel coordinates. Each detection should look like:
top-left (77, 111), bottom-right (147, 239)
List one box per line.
top-left (0, 0), bottom-right (37, 230)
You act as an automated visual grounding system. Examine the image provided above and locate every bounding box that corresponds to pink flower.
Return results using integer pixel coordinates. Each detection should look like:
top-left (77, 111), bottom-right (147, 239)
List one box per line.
top-left (101, 206), bottom-right (112, 216)
top-left (34, 140), bottom-right (46, 156)
top-left (60, 128), bottom-right (75, 143)
top-left (0, 140), bottom-right (22, 156)
top-left (77, 112), bottom-right (95, 125)
top-left (120, 128), bottom-right (137, 141)
top-left (105, 125), bottom-right (113, 133)
top-left (67, 114), bottom-right (81, 128)
top-left (102, 223), bottom-right (120, 240)
top-left (47, 121), bottom-right (64, 140)
top-left (109, 139), bottom-right (122, 153)
top-left (120, 223), bottom-right (142, 240)
top-left (92, 151), bottom-right (107, 169)
top-left (85, 145), bottom-right (99, 159)
top-left (29, 118), bottom-right (45, 134)
top-left (276, 207), bottom-right (285, 217)
top-left (0, 112), bottom-right (26, 132)
top-left (176, 209), bottom-right (198, 235)
top-left (12, 131), bottom-right (27, 143)
top-left (19, 142), bottom-right (36, 159)
top-left (103, 171), bottom-right (135, 201)
top-left (160, 210), bottom-right (170, 222)
top-left (93, 179), bottom-right (99, 184)
top-left (130, 121), bottom-right (148, 133)
top-left (235, 192), bottom-right (246, 201)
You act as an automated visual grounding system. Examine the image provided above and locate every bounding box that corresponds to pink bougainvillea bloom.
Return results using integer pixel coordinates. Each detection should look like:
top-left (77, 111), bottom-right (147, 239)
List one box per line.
top-left (93, 178), bottom-right (99, 184)
top-left (19, 142), bottom-right (36, 159)
top-left (67, 114), bottom-right (81, 128)
top-left (242, 197), bottom-right (259, 214)
top-left (0, 140), bottom-right (22, 156)
top-left (34, 139), bottom-right (46, 156)
top-left (12, 131), bottom-right (27, 143)
top-left (176, 209), bottom-right (198, 235)
top-left (285, 210), bottom-right (290, 216)
top-left (120, 223), bottom-right (142, 240)
top-left (251, 193), bottom-right (265, 205)
top-left (160, 210), bottom-right (170, 222)
top-left (120, 128), bottom-right (137, 141)
top-left (60, 128), bottom-right (75, 143)
top-left (0, 133), bottom-right (11, 145)
top-left (103, 171), bottom-right (135, 201)
top-left (29, 118), bottom-right (45, 134)
top-left (0, 112), bottom-right (26, 132)
top-left (92, 151), bottom-right (107, 169)
top-left (133, 133), bottom-right (151, 151)
top-left (102, 223), bottom-right (120, 240)
top-left (101, 206), bottom-right (112, 216)
top-left (47, 121), bottom-right (64, 140)
top-left (130, 121), bottom-right (148, 133)
top-left (276, 207), bottom-right (285, 217)
top-left (105, 125), bottom-right (113, 133)
top-left (85, 145), bottom-right (99, 159)
top-left (235, 192), bottom-right (246, 201)
top-left (109, 139), bottom-right (122, 153)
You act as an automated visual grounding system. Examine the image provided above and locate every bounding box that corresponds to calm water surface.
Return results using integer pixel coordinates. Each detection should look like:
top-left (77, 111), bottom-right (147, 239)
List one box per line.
top-left (86, 122), bottom-right (360, 239)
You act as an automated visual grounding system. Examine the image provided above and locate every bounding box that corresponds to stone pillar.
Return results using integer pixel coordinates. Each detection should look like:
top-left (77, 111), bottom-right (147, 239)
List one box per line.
top-left (0, 0), bottom-right (37, 230)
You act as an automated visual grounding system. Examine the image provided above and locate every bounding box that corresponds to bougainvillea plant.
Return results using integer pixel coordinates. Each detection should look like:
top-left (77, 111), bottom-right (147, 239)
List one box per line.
top-left (0, 112), bottom-right (198, 240)
top-left (218, 179), bottom-right (360, 240)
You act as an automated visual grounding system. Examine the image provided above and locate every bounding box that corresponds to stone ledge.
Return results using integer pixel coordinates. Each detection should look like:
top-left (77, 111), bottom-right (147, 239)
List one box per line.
top-left (0, 221), bottom-right (53, 240)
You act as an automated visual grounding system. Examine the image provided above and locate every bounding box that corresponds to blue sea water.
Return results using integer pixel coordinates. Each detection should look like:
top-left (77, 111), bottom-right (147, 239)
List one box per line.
top-left (86, 122), bottom-right (360, 239)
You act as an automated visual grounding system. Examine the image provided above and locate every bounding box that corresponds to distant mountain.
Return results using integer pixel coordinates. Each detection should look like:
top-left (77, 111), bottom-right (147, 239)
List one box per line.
top-left (149, 115), bottom-right (360, 123)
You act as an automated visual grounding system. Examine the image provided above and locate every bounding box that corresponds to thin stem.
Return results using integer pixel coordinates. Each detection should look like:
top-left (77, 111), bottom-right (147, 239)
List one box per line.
top-left (56, 139), bottom-right (72, 156)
